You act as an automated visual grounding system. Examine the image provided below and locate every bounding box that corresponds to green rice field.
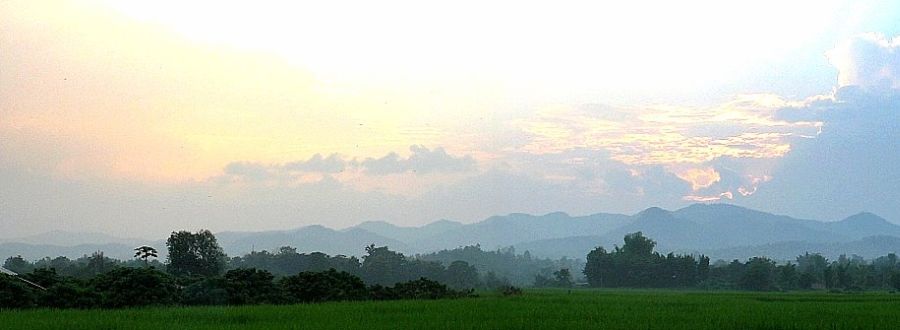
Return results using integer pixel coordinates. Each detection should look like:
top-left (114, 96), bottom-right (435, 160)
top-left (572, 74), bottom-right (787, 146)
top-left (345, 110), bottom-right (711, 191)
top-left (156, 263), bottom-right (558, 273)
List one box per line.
top-left (2, 289), bottom-right (899, 329)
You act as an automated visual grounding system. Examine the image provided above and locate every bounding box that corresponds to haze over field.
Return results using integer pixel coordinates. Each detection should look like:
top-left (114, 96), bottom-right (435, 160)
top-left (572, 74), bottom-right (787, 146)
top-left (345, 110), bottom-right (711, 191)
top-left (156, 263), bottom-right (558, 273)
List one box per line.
top-left (2, 0), bottom-right (899, 241)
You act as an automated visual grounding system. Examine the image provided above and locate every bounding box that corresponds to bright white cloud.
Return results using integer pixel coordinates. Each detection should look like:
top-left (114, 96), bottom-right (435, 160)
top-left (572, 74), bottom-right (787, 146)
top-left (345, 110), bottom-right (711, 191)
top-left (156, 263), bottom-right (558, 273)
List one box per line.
top-left (101, 0), bottom-right (846, 103)
top-left (829, 33), bottom-right (900, 88)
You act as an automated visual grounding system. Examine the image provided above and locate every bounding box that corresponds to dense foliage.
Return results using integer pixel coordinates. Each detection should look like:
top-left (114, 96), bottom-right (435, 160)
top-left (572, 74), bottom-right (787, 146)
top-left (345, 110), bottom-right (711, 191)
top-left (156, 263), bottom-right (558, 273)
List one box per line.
top-left (584, 232), bottom-right (710, 288)
top-left (416, 245), bottom-right (584, 286)
top-left (281, 269), bottom-right (368, 303)
top-left (584, 232), bottom-right (900, 291)
top-left (0, 230), bottom-right (474, 310)
top-left (166, 230), bottom-right (227, 277)
top-left (0, 266), bottom-right (473, 310)
top-left (92, 267), bottom-right (178, 308)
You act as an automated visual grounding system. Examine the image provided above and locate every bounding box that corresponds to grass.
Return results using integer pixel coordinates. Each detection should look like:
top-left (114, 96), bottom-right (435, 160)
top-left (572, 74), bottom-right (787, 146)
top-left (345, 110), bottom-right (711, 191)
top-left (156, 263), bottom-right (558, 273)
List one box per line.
top-left (3, 289), bottom-right (900, 329)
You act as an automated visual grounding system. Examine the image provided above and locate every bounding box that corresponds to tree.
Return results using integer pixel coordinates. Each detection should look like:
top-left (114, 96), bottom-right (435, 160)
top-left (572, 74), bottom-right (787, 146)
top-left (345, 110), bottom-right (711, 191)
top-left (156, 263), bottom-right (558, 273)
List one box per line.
top-left (584, 246), bottom-right (610, 287)
top-left (777, 263), bottom-right (799, 290)
top-left (796, 253), bottom-right (828, 288)
top-left (361, 244), bottom-right (407, 285)
top-left (482, 271), bottom-right (509, 289)
top-left (82, 251), bottom-right (115, 278)
top-left (835, 263), bottom-right (852, 289)
top-left (739, 257), bottom-right (777, 291)
top-left (166, 230), bottom-right (227, 277)
top-left (0, 274), bottom-right (35, 308)
top-left (22, 268), bottom-right (60, 288)
top-left (621, 232), bottom-right (655, 257)
top-left (798, 272), bottom-right (815, 290)
top-left (3, 255), bottom-right (33, 274)
top-left (134, 246), bottom-right (159, 267)
top-left (585, 233), bottom-right (710, 289)
top-left (554, 268), bottom-right (574, 288)
top-left (223, 268), bottom-right (281, 305)
top-left (443, 261), bottom-right (481, 289)
top-left (890, 271), bottom-right (900, 291)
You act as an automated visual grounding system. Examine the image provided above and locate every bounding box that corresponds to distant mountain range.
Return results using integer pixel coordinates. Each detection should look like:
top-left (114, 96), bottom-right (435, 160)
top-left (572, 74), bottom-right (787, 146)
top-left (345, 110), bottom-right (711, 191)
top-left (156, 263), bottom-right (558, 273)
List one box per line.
top-left (2, 204), bottom-right (899, 262)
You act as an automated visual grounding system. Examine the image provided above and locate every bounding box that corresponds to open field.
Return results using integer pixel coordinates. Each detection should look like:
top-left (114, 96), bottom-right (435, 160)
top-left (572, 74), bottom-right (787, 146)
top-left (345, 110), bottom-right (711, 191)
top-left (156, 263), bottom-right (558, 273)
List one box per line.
top-left (2, 289), bottom-right (899, 329)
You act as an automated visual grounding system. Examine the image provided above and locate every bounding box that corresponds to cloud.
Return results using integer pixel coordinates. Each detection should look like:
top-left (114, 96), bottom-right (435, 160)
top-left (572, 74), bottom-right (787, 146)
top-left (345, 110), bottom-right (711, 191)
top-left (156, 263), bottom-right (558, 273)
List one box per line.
top-left (516, 96), bottom-right (818, 166)
top-left (829, 33), bottom-right (900, 89)
top-left (220, 146), bottom-right (477, 184)
top-left (224, 162), bottom-right (276, 181)
top-left (477, 149), bottom-right (694, 211)
top-left (511, 95), bottom-right (820, 204)
top-left (674, 167), bottom-right (721, 191)
top-left (283, 154), bottom-right (347, 173)
top-left (0, 151), bottom-right (686, 239)
top-left (359, 145), bottom-right (476, 175)
top-left (747, 85), bottom-right (900, 222)
top-left (683, 191), bottom-right (734, 202)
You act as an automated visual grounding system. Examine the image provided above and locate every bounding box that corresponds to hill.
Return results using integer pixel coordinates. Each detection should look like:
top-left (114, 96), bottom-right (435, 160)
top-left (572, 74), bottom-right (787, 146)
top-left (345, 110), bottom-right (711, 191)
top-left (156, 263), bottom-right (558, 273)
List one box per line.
top-left (3, 204), bottom-right (898, 262)
top-left (216, 225), bottom-right (410, 257)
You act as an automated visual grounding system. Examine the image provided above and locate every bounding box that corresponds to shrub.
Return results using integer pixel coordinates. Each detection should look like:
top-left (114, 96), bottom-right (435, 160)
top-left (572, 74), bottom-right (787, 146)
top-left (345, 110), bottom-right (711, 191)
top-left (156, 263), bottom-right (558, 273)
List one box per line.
top-left (390, 277), bottom-right (474, 300)
top-left (23, 268), bottom-right (61, 288)
top-left (890, 272), bottom-right (900, 291)
top-left (224, 268), bottom-right (282, 305)
top-left (39, 281), bottom-right (99, 309)
top-left (281, 269), bottom-right (368, 303)
top-left (0, 274), bottom-right (36, 309)
top-left (91, 267), bottom-right (177, 308)
top-left (368, 284), bottom-right (398, 300)
top-left (499, 285), bottom-right (523, 296)
top-left (180, 278), bottom-right (228, 306)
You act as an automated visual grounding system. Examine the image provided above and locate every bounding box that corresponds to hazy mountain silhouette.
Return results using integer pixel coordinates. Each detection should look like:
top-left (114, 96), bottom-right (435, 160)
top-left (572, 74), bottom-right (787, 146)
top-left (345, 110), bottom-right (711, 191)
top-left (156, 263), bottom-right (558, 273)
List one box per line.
top-left (481, 204), bottom-right (900, 260)
top-left (216, 225), bottom-right (410, 257)
top-left (353, 219), bottom-right (463, 245)
top-left (3, 204), bottom-right (899, 262)
top-left (664, 204), bottom-right (846, 249)
top-left (403, 212), bottom-right (632, 251)
top-left (602, 207), bottom-right (707, 251)
top-left (513, 235), bottom-right (608, 259)
top-left (820, 212), bottom-right (900, 239)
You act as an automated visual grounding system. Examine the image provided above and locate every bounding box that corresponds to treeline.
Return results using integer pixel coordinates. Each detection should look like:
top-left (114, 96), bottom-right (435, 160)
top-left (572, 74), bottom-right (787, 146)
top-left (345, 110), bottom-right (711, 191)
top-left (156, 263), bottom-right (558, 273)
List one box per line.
top-left (0, 230), bottom-right (477, 309)
top-left (417, 245), bottom-right (583, 286)
top-left (584, 232), bottom-right (900, 292)
top-left (4, 240), bottom-right (578, 291)
top-left (231, 245), bottom-right (484, 289)
top-left (0, 266), bottom-right (472, 309)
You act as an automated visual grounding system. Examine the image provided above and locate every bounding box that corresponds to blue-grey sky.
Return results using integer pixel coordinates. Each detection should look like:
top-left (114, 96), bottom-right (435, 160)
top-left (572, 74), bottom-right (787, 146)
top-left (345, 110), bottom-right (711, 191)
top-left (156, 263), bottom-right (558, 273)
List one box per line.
top-left (1, 0), bottom-right (899, 238)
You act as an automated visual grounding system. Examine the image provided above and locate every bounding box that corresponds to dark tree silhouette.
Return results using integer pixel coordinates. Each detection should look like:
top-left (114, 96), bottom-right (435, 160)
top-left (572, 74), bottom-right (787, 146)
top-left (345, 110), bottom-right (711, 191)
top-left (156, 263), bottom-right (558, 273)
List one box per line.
top-left (134, 246), bottom-right (158, 267)
top-left (280, 269), bottom-right (367, 303)
top-left (91, 267), bottom-right (177, 308)
top-left (166, 230), bottom-right (227, 277)
top-left (584, 232), bottom-right (709, 288)
top-left (223, 268), bottom-right (281, 305)
top-left (361, 244), bottom-right (407, 286)
top-left (739, 257), bottom-right (778, 291)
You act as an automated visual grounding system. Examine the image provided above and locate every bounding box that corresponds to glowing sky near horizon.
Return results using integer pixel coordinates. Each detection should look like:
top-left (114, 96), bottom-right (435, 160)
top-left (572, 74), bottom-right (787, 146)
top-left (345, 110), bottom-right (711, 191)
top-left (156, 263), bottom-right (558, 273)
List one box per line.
top-left (2, 0), bottom-right (899, 237)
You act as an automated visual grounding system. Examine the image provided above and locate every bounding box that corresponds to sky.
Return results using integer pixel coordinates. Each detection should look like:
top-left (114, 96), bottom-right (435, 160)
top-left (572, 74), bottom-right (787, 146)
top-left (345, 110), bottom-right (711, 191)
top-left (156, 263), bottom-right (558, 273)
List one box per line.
top-left (1, 0), bottom-right (899, 239)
